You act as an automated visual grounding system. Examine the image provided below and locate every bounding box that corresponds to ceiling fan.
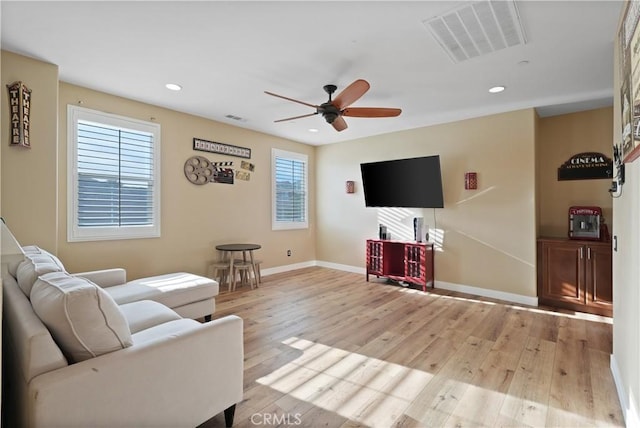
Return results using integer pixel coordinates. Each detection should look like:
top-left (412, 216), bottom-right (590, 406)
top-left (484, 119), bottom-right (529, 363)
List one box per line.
top-left (264, 79), bottom-right (402, 132)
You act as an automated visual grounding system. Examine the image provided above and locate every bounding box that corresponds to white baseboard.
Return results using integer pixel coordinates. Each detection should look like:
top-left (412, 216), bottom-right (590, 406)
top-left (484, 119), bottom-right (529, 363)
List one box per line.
top-left (611, 353), bottom-right (640, 427)
top-left (316, 261), bottom-right (366, 275)
top-left (261, 260), bottom-right (365, 277)
top-left (269, 261), bottom-right (538, 307)
top-left (435, 280), bottom-right (538, 307)
top-left (261, 261), bottom-right (317, 277)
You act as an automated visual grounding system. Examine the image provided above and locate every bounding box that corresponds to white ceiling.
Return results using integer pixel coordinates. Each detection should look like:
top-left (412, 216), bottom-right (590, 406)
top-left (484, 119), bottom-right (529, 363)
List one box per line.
top-left (0, 1), bottom-right (623, 146)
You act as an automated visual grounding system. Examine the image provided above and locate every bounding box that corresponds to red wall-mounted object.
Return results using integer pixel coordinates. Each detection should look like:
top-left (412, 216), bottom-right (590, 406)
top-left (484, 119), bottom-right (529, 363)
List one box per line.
top-left (465, 172), bottom-right (478, 190)
top-left (346, 181), bottom-right (355, 194)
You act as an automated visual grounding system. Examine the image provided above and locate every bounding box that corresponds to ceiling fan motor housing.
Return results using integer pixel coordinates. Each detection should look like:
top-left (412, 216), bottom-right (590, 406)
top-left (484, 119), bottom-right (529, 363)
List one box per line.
top-left (319, 102), bottom-right (340, 123)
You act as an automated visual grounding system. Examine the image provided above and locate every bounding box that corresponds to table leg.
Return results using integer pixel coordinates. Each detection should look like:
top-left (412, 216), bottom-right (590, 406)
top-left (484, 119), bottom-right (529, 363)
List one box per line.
top-left (240, 250), bottom-right (255, 289)
top-left (229, 253), bottom-right (236, 292)
top-left (249, 250), bottom-right (259, 287)
top-left (218, 250), bottom-right (230, 292)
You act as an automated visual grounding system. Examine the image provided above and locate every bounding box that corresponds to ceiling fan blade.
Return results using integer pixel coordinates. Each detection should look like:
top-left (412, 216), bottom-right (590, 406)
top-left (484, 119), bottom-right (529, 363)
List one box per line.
top-left (342, 107), bottom-right (402, 118)
top-left (332, 116), bottom-right (348, 132)
top-left (274, 112), bottom-right (318, 123)
top-left (264, 91), bottom-right (318, 109)
top-left (333, 79), bottom-right (370, 110)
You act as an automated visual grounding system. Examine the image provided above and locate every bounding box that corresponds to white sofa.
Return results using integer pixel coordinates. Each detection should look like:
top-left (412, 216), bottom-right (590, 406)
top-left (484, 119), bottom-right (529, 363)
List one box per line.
top-left (74, 268), bottom-right (220, 322)
top-left (2, 246), bottom-right (244, 427)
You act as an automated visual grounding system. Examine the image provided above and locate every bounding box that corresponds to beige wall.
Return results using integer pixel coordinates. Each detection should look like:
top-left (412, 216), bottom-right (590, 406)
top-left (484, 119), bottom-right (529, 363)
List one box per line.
top-left (56, 83), bottom-right (316, 279)
top-left (316, 109), bottom-right (538, 298)
top-left (537, 107), bottom-right (614, 237)
top-left (1, 51), bottom-right (317, 281)
top-left (1, 51), bottom-right (59, 252)
top-left (612, 5), bottom-right (640, 422)
top-left (0, 49), bottom-right (613, 303)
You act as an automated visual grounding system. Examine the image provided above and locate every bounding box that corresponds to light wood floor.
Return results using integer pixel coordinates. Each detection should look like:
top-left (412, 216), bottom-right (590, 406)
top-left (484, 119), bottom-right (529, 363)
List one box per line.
top-left (201, 267), bottom-right (623, 428)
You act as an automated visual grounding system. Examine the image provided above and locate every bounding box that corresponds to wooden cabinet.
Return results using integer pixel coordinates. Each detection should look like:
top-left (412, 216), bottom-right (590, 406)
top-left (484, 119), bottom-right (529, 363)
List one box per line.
top-left (366, 239), bottom-right (434, 291)
top-left (537, 238), bottom-right (612, 317)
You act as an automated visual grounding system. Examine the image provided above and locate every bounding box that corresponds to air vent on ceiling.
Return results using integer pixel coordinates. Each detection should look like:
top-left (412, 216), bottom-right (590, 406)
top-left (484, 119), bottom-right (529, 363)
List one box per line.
top-left (225, 114), bottom-right (246, 122)
top-left (424, 0), bottom-right (527, 63)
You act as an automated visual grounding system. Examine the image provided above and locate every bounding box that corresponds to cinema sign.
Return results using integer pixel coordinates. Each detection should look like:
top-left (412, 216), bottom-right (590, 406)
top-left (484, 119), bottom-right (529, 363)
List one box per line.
top-left (557, 152), bottom-right (613, 181)
top-left (6, 81), bottom-right (32, 148)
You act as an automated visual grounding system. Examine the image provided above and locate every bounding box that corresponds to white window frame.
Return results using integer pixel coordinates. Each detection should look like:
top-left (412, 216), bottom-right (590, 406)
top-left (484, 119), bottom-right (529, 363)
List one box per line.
top-left (67, 105), bottom-right (161, 242)
top-left (272, 148), bottom-right (309, 230)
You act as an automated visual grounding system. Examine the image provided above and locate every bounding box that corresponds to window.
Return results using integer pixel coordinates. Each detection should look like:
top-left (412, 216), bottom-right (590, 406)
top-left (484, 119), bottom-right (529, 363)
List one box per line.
top-left (272, 149), bottom-right (308, 230)
top-left (67, 105), bottom-right (161, 241)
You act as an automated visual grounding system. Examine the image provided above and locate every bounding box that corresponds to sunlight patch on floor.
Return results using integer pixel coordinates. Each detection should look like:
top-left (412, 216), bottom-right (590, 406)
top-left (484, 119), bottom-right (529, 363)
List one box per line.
top-left (258, 337), bottom-right (433, 427)
top-left (256, 331), bottom-right (616, 427)
top-left (398, 287), bottom-right (611, 324)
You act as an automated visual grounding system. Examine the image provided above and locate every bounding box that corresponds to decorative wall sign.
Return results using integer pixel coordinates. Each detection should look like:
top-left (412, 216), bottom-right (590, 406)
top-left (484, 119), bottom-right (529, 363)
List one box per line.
top-left (6, 81), bottom-right (32, 148)
top-left (193, 137), bottom-right (251, 159)
top-left (236, 171), bottom-right (251, 181)
top-left (240, 160), bottom-right (255, 171)
top-left (557, 152), bottom-right (613, 181)
top-left (184, 156), bottom-right (234, 185)
top-left (212, 161), bottom-right (234, 184)
top-left (619, 1), bottom-right (640, 162)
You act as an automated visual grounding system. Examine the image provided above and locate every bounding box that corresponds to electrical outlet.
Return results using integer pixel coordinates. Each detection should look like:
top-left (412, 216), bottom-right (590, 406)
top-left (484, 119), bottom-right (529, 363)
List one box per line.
top-left (287, 249), bottom-right (291, 257)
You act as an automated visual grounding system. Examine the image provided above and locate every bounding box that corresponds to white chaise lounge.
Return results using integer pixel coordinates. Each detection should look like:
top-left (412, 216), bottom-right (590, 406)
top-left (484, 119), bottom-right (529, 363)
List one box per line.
top-left (2, 246), bottom-right (243, 427)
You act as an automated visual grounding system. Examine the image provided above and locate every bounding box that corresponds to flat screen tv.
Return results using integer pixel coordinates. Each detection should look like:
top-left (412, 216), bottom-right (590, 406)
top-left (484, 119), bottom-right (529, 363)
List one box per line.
top-left (360, 155), bottom-right (444, 208)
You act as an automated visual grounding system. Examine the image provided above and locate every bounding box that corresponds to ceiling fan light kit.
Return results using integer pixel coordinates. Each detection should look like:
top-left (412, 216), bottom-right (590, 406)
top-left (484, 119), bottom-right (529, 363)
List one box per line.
top-left (265, 79), bottom-right (402, 132)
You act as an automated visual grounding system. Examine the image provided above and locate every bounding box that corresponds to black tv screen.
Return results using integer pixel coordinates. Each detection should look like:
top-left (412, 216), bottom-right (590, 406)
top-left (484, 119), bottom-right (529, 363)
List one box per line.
top-left (360, 155), bottom-right (444, 208)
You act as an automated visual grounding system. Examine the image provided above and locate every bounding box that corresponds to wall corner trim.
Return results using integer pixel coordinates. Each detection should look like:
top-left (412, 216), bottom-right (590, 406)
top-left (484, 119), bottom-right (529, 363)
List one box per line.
top-left (611, 353), bottom-right (640, 427)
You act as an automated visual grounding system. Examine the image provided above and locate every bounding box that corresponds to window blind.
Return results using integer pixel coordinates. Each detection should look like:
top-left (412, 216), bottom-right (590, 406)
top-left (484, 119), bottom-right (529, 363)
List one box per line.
top-left (274, 156), bottom-right (306, 223)
top-left (77, 121), bottom-right (155, 227)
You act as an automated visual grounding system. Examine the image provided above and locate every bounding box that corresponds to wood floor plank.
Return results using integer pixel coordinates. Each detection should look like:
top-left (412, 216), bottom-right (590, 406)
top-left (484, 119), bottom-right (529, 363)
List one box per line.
top-left (446, 347), bottom-right (519, 427)
top-left (376, 297), bottom-right (456, 367)
top-left (546, 336), bottom-right (595, 427)
top-left (442, 298), bottom-right (494, 338)
top-left (586, 319), bottom-right (613, 353)
top-left (499, 336), bottom-right (556, 427)
top-left (528, 311), bottom-right (561, 343)
top-left (470, 303), bottom-right (514, 342)
top-left (199, 267), bottom-right (623, 428)
top-left (404, 335), bottom-right (495, 427)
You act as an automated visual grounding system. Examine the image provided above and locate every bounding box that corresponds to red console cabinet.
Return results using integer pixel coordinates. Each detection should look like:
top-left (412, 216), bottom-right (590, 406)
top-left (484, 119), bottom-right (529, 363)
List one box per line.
top-left (366, 239), bottom-right (434, 291)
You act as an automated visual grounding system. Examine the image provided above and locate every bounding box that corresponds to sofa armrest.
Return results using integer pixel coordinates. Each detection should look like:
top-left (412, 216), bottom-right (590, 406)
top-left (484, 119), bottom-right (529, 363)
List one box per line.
top-left (72, 268), bottom-right (127, 288)
top-left (28, 315), bottom-right (244, 428)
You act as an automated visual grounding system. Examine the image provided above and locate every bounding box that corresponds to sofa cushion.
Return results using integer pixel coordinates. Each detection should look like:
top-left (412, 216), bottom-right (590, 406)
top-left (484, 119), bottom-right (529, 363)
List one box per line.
top-left (105, 272), bottom-right (219, 309)
top-left (16, 252), bottom-right (65, 296)
top-left (7, 245), bottom-right (41, 277)
top-left (31, 272), bottom-right (133, 363)
top-left (131, 318), bottom-right (202, 345)
top-left (118, 300), bottom-right (182, 334)
top-left (37, 247), bottom-right (65, 269)
top-left (2, 273), bottom-right (68, 384)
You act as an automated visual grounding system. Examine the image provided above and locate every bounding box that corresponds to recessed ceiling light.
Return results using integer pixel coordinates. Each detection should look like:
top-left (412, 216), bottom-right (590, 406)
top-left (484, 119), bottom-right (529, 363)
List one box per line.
top-left (489, 86), bottom-right (505, 93)
top-left (165, 83), bottom-right (182, 91)
top-left (308, 128), bottom-right (319, 133)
